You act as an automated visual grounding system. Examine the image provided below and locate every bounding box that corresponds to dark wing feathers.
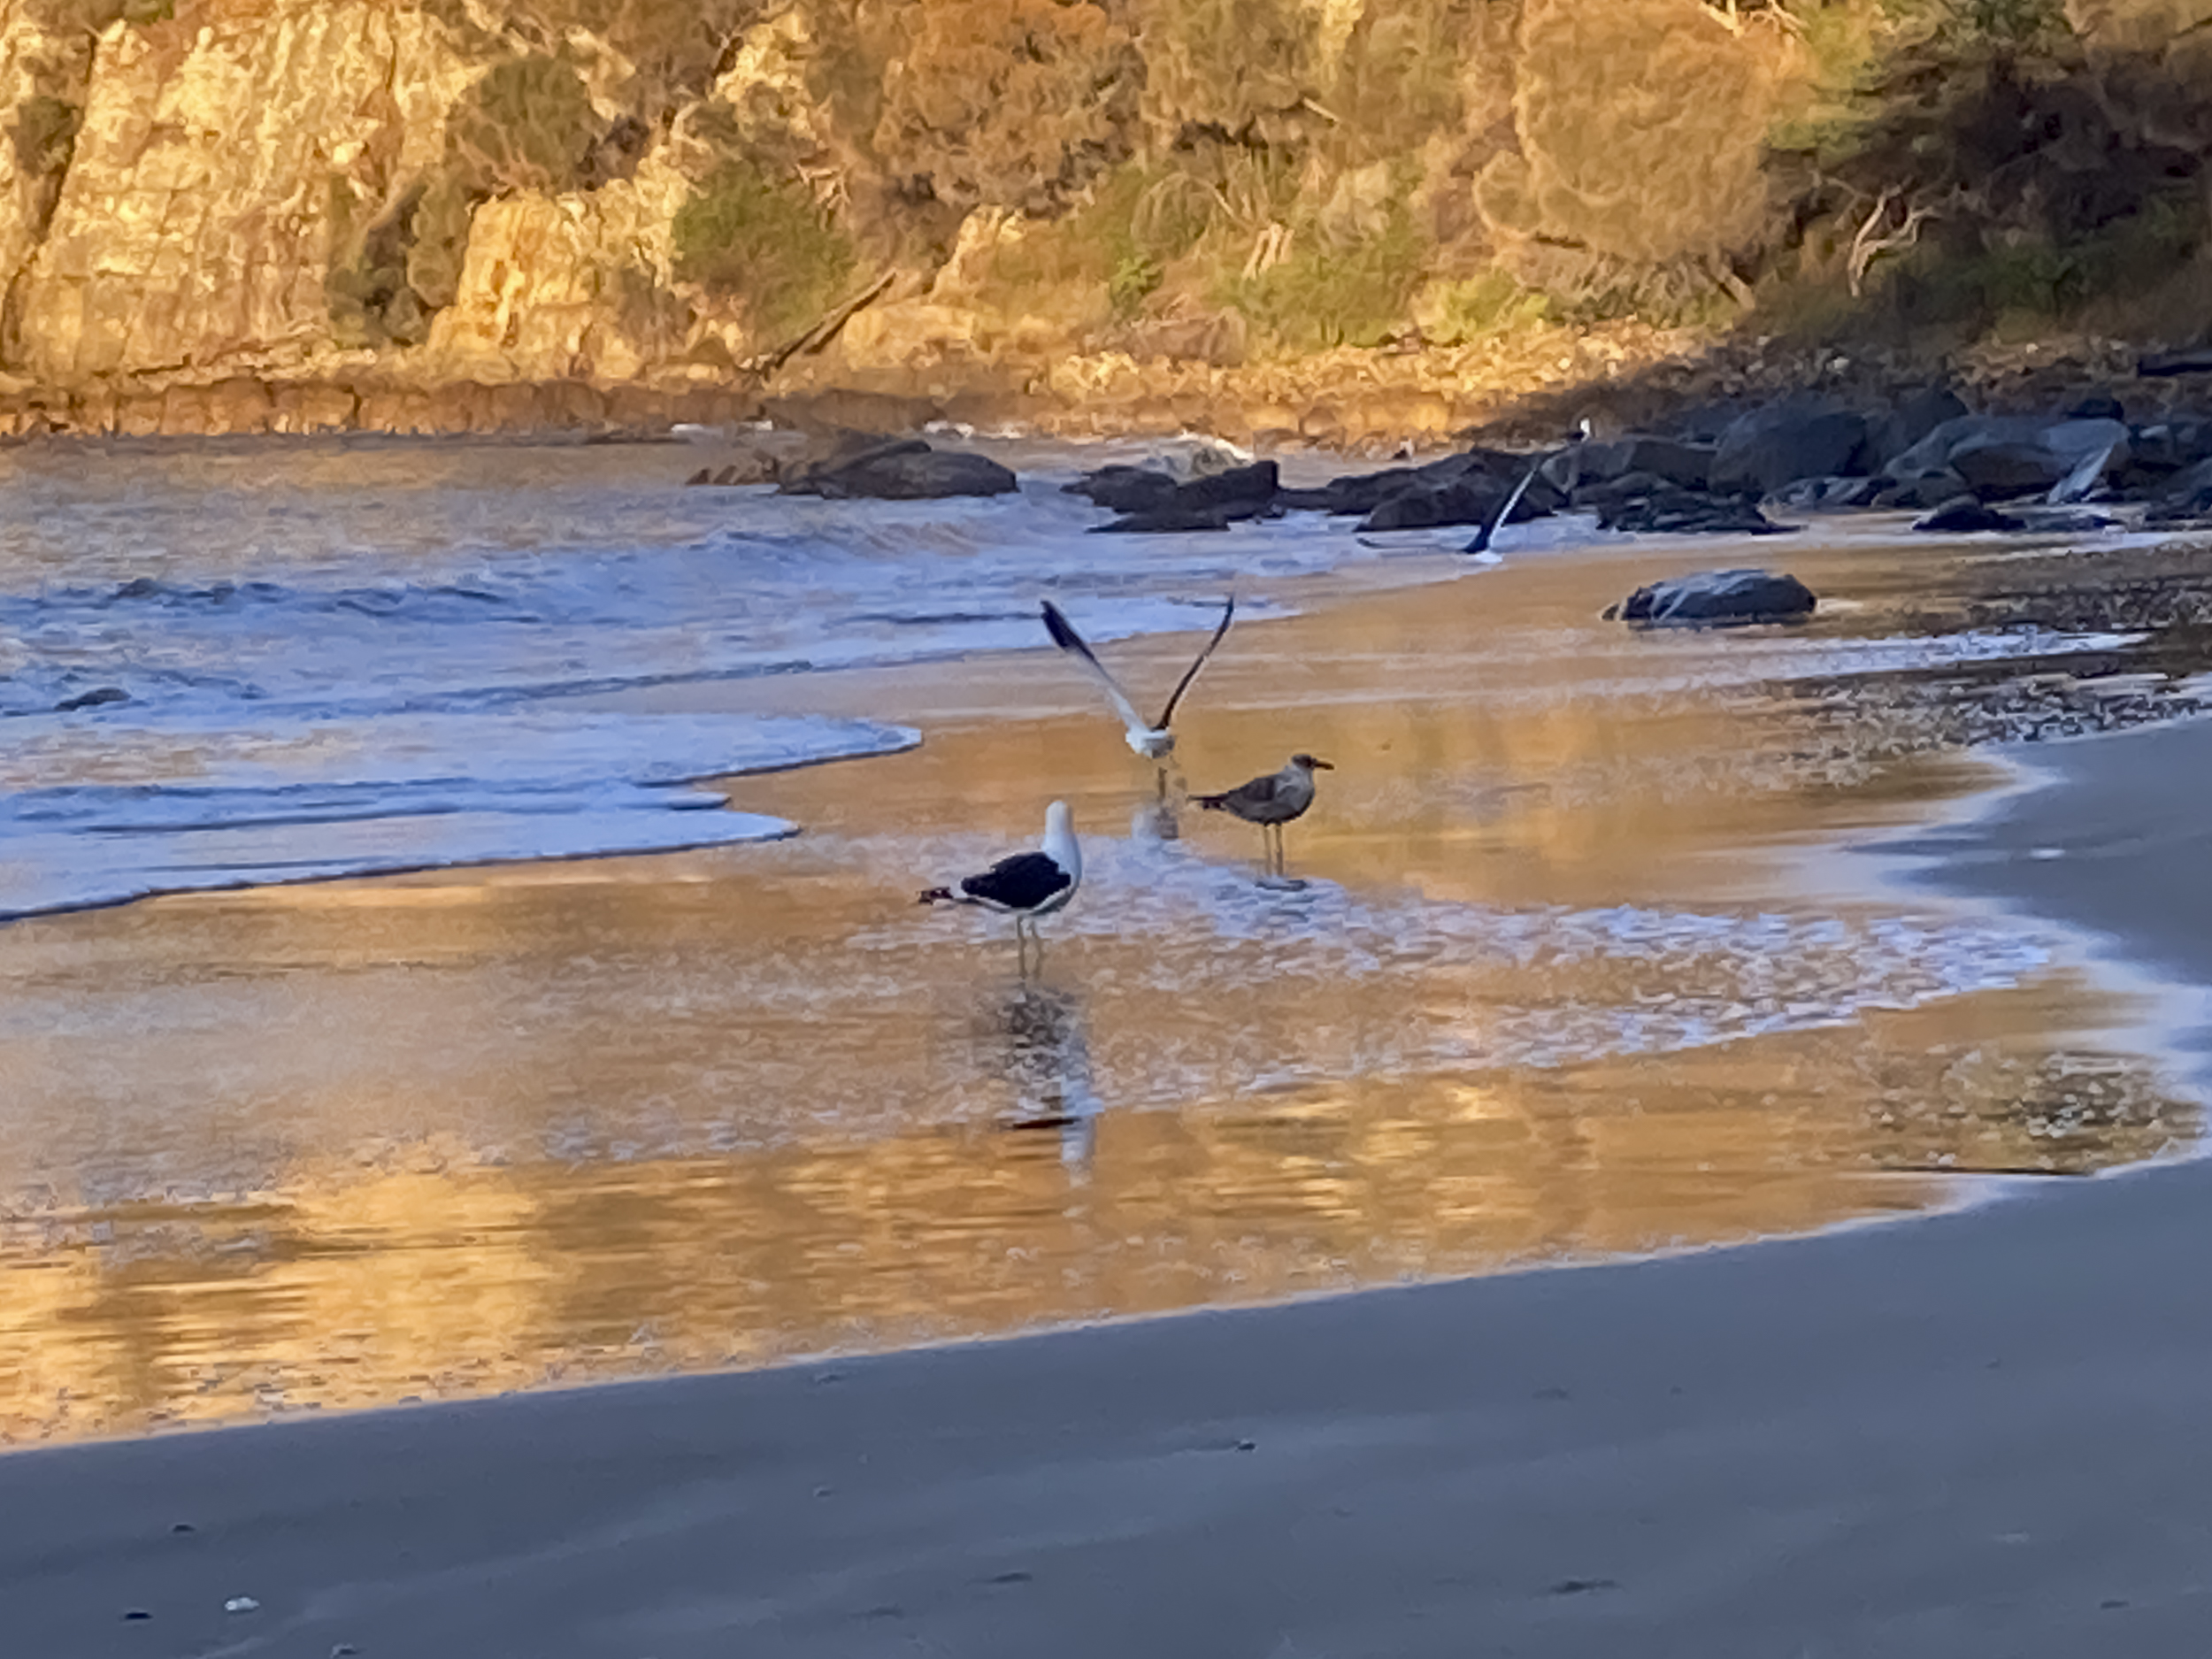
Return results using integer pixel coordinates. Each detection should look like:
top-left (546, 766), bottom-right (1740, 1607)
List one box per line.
top-left (1154, 594), bottom-right (1235, 731)
top-left (1196, 772), bottom-right (1282, 814)
top-left (1041, 600), bottom-right (1103, 669)
top-left (961, 850), bottom-right (1073, 912)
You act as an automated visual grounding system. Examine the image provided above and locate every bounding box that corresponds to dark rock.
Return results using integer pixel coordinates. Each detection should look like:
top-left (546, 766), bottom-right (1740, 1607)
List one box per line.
top-left (1574, 474), bottom-right (1792, 536)
top-left (819, 448), bottom-right (1018, 500)
top-left (2123, 419), bottom-right (2212, 483)
top-left (1870, 387), bottom-right (1970, 468)
top-left (2065, 392), bottom-right (2126, 423)
top-left (1571, 434), bottom-right (1715, 491)
top-left (1175, 459), bottom-right (1279, 510)
top-left (1710, 401), bottom-right (1871, 497)
top-left (1870, 469), bottom-right (1970, 511)
top-left (55, 686), bottom-right (130, 711)
top-left (777, 431), bottom-right (927, 491)
top-left (2162, 455), bottom-right (2212, 499)
top-left (1080, 459), bottom-right (1279, 529)
top-left (1769, 474), bottom-right (1886, 511)
top-left (1091, 505), bottom-right (1236, 534)
top-left (2008, 508), bottom-right (2118, 534)
top-left (1358, 476), bottom-right (1510, 532)
top-left (1665, 400), bottom-right (1755, 445)
top-left (781, 433), bottom-right (1018, 500)
top-left (1949, 439), bottom-right (2078, 497)
top-left (1886, 416), bottom-right (2127, 500)
top-left (2139, 348), bottom-right (2212, 377)
top-left (1606, 568), bottom-right (1817, 626)
top-left (1276, 465), bottom-right (1420, 516)
top-left (1279, 448), bottom-right (1555, 518)
top-left (1913, 495), bottom-right (2025, 533)
top-left (1062, 465), bottom-right (1180, 514)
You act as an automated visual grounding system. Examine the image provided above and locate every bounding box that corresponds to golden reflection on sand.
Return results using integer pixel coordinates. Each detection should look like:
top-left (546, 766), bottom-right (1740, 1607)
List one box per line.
top-left (0, 560), bottom-right (2195, 1442)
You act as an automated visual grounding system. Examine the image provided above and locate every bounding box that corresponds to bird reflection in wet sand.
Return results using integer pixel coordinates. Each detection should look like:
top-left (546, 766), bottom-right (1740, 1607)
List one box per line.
top-left (920, 801), bottom-right (1082, 975)
top-left (1195, 753), bottom-right (1333, 881)
top-left (992, 979), bottom-right (1101, 1170)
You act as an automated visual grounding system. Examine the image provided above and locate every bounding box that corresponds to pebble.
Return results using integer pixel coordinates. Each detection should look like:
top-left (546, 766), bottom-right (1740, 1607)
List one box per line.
top-left (224, 1595), bottom-right (260, 1614)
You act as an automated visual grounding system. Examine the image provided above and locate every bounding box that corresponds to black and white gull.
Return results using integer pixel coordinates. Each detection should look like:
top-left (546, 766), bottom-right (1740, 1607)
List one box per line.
top-left (1194, 752), bottom-right (1333, 876)
top-left (1041, 596), bottom-right (1234, 764)
top-left (919, 801), bottom-right (1083, 960)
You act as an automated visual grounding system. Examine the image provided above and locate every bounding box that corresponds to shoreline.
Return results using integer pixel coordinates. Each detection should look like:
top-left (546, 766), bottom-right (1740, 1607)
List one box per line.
top-left (1, 530), bottom-right (2203, 1445)
top-left (8, 542), bottom-right (2212, 1650)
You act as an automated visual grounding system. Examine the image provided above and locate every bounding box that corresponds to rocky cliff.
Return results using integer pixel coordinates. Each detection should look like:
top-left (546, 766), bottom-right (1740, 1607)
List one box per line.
top-left (2, 0), bottom-right (2210, 442)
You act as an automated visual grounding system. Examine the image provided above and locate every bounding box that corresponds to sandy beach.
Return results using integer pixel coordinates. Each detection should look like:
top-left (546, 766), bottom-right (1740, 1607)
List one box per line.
top-left (5, 704), bottom-right (2212, 1656)
top-left (4, 508), bottom-right (2212, 1655)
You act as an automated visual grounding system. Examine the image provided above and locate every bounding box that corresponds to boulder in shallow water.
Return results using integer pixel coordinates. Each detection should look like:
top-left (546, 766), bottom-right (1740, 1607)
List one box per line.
top-left (1767, 474), bottom-right (1886, 511)
top-left (1606, 569), bottom-right (1817, 626)
top-left (777, 432), bottom-right (1018, 500)
top-left (1091, 504), bottom-right (1236, 534)
top-left (1062, 464), bottom-right (1180, 514)
top-left (1175, 458), bottom-right (1279, 510)
top-left (1357, 475), bottom-right (1511, 532)
top-left (1573, 474), bottom-right (1793, 536)
top-left (54, 686), bottom-right (130, 712)
top-left (1913, 495), bottom-right (2025, 533)
top-left (1081, 459), bottom-right (1279, 530)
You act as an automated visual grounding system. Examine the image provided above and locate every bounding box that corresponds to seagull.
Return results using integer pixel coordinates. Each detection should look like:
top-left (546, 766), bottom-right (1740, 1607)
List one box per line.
top-left (1464, 419), bottom-right (1588, 555)
top-left (1194, 753), bottom-right (1333, 877)
top-left (1463, 457), bottom-right (1544, 556)
top-left (919, 801), bottom-right (1083, 966)
top-left (1041, 596), bottom-right (1235, 765)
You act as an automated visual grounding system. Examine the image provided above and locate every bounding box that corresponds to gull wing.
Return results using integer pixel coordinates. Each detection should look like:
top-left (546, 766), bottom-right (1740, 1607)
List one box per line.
top-left (963, 849), bottom-right (1074, 911)
top-left (1153, 594), bottom-right (1235, 732)
top-left (1041, 600), bottom-right (1152, 742)
top-left (1464, 458), bottom-right (1542, 556)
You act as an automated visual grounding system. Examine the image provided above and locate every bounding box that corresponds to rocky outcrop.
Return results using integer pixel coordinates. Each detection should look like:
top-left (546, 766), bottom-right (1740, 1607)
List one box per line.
top-left (775, 432), bottom-right (1018, 499)
top-left (1606, 568), bottom-right (1817, 626)
top-left (12, 3), bottom-right (473, 381)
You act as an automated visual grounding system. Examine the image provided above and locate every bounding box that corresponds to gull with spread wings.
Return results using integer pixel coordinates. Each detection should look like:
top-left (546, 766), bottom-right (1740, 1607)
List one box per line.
top-left (1041, 595), bottom-right (1235, 770)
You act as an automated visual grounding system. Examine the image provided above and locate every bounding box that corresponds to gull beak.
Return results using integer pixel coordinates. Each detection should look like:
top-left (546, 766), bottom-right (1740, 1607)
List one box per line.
top-left (1310, 757), bottom-right (1335, 770)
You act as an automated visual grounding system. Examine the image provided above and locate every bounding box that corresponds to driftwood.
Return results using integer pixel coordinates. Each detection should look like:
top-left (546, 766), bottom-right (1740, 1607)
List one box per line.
top-left (743, 271), bottom-right (897, 381)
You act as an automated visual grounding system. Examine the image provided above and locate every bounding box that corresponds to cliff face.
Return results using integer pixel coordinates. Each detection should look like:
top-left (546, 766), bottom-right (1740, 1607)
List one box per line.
top-left (0, 0), bottom-right (2208, 439)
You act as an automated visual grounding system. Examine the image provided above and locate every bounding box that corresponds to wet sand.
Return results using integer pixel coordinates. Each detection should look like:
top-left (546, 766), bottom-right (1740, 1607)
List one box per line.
top-left (5, 541), bottom-right (2212, 1654)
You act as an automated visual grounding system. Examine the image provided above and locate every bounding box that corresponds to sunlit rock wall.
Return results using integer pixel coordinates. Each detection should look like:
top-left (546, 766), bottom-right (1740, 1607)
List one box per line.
top-left (421, 153), bottom-right (693, 384)
top-left (12, 0), bottom-right (471, 380)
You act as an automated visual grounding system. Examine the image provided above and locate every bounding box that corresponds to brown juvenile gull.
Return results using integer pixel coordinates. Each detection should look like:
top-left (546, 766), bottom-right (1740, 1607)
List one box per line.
top-left (919, 801), bottom-right (1083, 965)
top-left (1194, 753), bottom-right (1333, 876)
top-left (1041, 595), bottom-right (1235, 764)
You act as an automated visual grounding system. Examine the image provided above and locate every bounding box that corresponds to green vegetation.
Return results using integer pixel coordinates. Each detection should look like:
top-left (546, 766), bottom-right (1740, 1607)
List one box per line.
top-left (673, 158), bottom-right (856, 342)
top-left (1414, 272), bottom-right (1555, 345)
top-left (1219, 208), bottom-right (1426, 353)
top-left (446, 56), bottom-right (605, 198)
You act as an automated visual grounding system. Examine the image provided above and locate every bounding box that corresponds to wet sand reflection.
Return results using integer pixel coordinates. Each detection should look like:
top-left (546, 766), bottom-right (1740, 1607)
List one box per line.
top-left (0, 551), bottom-right (2200, 1442)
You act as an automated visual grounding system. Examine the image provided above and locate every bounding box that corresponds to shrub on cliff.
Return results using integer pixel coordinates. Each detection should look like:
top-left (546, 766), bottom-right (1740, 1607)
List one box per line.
top-left (1222, 205), bottom-right (1426, 352)
top-left (447, 55), bottom-right (608, 197)
top-left (868, 0), bottom-right (1141, 215)
top-left (674, 159), bottom-right (856, 342)
top-left (1135, 0), bottom-right (1317, 146)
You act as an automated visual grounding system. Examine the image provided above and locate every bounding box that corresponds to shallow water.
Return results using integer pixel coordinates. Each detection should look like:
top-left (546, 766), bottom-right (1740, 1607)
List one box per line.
top-left (0, 438), bottom-right (2200, 1441)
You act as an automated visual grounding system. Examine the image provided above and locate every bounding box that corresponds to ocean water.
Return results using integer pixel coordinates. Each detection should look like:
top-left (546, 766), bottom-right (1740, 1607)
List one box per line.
top-left (4, 431), bottom-right (2201, 1439)
top-left (0, 434), bottom-right (1413, 918)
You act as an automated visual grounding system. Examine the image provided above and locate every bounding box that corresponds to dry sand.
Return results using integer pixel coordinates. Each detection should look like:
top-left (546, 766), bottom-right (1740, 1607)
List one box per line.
top-left (6, 565), bottom-right (2212, 1655)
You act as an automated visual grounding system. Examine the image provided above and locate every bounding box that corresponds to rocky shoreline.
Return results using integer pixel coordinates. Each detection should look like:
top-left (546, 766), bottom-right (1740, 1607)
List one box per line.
top-left (0, 327), bottom-right (2196, 457)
